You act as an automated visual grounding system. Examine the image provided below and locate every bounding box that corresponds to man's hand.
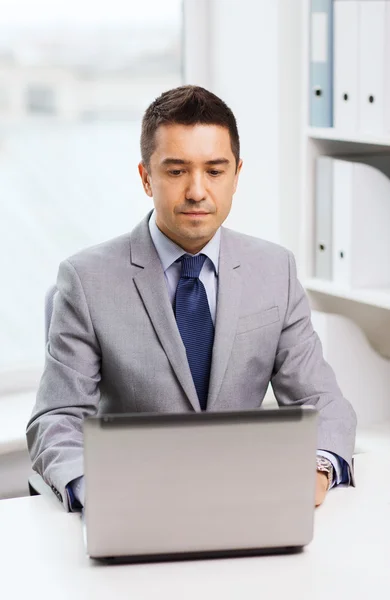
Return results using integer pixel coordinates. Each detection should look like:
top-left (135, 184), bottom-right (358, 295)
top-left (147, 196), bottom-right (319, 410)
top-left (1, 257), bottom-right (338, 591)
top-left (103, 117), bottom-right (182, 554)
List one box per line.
top-left (315, 471), bottom-right (329, 507)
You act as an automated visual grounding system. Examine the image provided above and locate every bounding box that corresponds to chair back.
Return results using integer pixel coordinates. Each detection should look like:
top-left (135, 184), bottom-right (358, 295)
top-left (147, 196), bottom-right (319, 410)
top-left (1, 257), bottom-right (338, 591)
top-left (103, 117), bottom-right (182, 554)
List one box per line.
top-left (44, 285), bottom-right (57, 343)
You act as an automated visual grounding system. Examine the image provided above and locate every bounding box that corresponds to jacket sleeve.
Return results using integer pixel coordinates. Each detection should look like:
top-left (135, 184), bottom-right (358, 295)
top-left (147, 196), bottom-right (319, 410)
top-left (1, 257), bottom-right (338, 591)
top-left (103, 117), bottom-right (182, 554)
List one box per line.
top-left (271, 251), bottom-right (357, 480)
top-left (26, 259), bottom-right (101, 511)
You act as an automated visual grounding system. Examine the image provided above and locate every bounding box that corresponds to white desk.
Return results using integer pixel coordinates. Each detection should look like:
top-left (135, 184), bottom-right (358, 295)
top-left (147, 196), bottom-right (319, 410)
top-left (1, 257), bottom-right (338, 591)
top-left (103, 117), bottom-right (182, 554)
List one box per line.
top-left (1, 453), bottom-right (389, 600)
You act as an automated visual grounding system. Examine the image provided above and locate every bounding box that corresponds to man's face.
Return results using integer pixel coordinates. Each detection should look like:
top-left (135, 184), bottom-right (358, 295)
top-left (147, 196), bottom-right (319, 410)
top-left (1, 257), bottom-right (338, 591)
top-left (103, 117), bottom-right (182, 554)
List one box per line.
top-left (138, 123), bottom-right (243, 253)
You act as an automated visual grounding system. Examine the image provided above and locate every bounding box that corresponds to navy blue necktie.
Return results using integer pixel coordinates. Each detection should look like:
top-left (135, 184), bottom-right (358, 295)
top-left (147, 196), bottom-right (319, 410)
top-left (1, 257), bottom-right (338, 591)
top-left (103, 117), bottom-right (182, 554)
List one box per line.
top-left (175, 254), bottom-right (214, 411)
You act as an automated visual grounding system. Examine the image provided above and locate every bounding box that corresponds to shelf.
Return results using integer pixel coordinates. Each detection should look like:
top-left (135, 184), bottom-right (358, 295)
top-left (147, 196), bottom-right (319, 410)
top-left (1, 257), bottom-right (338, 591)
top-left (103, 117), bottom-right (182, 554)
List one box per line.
top-left (304, 278), bottom-right (390, 310)
top-left (306, 127), bottom-right (390, 154)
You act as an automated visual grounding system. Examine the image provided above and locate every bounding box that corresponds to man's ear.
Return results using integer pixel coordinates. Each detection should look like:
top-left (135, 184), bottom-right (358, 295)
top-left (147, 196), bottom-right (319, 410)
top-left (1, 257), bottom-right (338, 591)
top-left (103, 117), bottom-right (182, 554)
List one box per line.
top-left (233, 159), bottom-right (243, 194)
top-left (138, 162), bottom-right (153, 197)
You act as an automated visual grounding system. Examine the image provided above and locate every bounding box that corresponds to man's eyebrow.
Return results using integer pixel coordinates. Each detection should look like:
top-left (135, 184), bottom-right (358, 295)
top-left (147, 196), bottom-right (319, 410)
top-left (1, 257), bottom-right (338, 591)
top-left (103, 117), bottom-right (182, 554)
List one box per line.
top-left (205, 158), bottom-right (230, 166)
top-left (161, 157), bottom-right (230, 166)
top-left (161, 158), bottom-right (191, 166)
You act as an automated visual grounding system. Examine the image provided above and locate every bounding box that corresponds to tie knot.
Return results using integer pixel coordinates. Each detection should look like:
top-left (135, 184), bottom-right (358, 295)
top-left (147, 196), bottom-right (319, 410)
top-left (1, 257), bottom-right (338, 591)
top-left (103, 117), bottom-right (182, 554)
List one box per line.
top-left (179, 254), bottom-right (207, 278)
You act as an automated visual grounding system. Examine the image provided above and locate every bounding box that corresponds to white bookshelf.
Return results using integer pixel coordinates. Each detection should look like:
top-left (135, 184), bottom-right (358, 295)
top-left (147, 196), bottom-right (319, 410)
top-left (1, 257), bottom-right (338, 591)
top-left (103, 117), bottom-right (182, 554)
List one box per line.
top-left (307, 127), bottom-right (390, 148)
top-left (300, 0), bottom-right (390, 358)
top-left (304, 279), bottom-right (390, 311)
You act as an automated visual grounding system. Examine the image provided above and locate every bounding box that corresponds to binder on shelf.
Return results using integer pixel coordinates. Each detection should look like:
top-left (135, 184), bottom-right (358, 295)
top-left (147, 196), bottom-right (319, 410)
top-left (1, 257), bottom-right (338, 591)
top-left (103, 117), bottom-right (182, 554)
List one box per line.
top-left (309, 0), bottom-right (333, 127)
top-left (358, 0), bottom-right (386, 134)
top-left (314, 156), bottom-right (333, 280)
top-left (384, 3), bottom-right (390, 134)
top-left (332, 159), bottom-right (390, 289)
top-left (333, 0), bottom-right (359, 132)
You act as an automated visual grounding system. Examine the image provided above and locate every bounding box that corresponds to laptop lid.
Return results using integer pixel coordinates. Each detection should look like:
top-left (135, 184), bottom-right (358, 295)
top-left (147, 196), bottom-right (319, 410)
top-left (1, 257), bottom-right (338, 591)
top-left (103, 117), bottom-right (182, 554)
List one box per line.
top-left (83, 406), bottom-right (318, 561)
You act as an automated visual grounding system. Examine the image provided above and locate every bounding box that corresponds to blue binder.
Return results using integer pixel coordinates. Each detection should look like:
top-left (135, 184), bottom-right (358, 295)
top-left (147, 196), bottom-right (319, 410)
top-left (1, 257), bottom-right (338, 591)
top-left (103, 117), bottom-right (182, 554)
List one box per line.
top-left (309, 0), bottom-right (333, 127)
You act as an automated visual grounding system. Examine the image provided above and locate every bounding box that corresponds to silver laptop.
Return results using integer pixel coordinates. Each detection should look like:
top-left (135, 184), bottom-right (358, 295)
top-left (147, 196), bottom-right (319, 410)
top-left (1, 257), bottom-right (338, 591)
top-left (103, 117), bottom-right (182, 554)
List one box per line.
top-left (83, 406), bottom-right (318, 562)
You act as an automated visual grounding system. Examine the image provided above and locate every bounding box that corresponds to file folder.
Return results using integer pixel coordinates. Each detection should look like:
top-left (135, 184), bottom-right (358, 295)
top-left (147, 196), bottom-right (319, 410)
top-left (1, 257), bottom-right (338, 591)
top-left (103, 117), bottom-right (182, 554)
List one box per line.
top-left (309, 0), bottom-right (333, 127)
top-left (333, 0), bottom-right (359, 131)
top-left (314, 156), bottom-right (333, 280)
top-left (332, 159), bottom-right (390, 288)
top-left (384, 2), bottom-right (390, 134)
top-left (358, 0), bottom-right (386, 134)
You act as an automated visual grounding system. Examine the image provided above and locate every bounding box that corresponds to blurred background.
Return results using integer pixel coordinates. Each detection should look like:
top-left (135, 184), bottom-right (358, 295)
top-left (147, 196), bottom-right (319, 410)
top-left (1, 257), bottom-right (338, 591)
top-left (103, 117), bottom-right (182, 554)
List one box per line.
top-left (0, 0), bottom-right (303, 379)
top-left (1, 0), bottom-right (390, 500)
top-left (0, 0), bottom-right (182, 372)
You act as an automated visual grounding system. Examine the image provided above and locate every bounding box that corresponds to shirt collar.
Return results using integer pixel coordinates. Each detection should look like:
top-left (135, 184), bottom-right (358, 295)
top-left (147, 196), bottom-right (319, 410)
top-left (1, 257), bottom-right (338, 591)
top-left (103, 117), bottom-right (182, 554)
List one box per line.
top-left (148, 211), bottom-right (220, 275)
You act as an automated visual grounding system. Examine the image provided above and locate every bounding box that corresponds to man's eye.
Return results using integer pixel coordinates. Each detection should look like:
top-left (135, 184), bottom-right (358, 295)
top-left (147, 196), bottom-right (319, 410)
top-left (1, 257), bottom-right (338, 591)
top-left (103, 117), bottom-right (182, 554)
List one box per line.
top-left (209, 170), bottom-right (222, 176)
top-left (168, 170), bottom-right (183, 176)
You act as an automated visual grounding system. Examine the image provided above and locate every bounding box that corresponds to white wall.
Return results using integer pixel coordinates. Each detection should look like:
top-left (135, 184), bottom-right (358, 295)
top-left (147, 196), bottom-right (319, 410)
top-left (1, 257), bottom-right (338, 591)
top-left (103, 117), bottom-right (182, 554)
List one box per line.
top-left (182, 0), bottom-right (212, 89)
top-left (183, 0), bottom-right (302, 256)
top-left (209, 0), bottom-right (280, 243)
top-left (277, 0), bottom-right (303, 260)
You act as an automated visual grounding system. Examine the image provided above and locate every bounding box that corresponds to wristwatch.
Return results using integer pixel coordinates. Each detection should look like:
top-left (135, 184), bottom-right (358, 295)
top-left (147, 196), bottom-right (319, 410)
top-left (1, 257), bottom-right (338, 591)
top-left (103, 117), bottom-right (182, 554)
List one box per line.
top-left (316, 456), bottom-right (334, 490)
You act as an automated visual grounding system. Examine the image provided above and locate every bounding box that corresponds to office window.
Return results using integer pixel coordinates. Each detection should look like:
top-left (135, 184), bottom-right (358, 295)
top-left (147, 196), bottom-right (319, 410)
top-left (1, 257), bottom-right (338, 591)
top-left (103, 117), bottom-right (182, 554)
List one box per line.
top-left (0, 0), bottom-right (183, 374)
top-left (0, 86), bottom-right (7, 111)
top-left (26, 85), bottom-right (56, 114)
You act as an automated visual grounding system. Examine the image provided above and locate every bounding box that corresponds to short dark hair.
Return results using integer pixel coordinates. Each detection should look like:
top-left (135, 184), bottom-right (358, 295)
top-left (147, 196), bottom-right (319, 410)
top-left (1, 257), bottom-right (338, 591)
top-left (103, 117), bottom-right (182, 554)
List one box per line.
top-left (140, 85), bottom-right (240, 172)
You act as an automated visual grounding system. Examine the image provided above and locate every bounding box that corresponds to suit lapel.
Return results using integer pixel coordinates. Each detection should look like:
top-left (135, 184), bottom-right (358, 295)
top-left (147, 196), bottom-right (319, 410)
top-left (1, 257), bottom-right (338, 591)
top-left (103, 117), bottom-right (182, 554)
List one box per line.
top-left (207, 229), bottom-right (242, 410)
top-left (130, 215), bottom-right (200, 412)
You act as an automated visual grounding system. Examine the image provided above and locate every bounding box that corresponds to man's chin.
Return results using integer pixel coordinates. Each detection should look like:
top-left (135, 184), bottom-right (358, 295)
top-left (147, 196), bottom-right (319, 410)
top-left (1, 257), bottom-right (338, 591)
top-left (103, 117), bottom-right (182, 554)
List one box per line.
top-left (176, 225), bottom-right (214, 241)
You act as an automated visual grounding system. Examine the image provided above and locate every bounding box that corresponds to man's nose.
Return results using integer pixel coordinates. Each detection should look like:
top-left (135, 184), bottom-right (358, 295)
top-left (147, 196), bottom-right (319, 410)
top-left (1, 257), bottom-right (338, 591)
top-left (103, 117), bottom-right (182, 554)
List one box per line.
top-left (185, 173), bottom-right (207, 202)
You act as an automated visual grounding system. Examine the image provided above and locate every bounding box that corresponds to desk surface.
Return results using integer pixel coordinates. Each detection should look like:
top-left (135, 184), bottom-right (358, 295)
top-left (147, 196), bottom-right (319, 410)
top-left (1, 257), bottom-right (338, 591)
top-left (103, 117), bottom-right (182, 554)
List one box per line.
top-left (1, 453), bottom-right (390, 600)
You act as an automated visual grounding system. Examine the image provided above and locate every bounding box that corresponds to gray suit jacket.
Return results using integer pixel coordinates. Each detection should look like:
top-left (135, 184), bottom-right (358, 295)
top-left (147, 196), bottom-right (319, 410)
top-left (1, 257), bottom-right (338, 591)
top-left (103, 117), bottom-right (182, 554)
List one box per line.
top-left (27, 213), bottom-right (357, 511)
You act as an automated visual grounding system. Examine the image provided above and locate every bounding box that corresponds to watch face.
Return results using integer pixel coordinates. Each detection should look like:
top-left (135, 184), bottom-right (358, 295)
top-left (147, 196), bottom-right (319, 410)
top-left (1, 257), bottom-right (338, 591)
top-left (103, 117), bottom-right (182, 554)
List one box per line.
top-left (317, 457), bottom-right (332, 470)
top-left (316, 457), bottom-right (334, 489)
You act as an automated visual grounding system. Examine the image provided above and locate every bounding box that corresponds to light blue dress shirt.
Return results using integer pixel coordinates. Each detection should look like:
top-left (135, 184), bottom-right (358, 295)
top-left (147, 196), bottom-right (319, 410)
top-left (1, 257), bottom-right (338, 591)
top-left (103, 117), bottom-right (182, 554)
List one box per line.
top-left (69, 213), bottom-right (346, 508)
top-left (148, 213), bottom-right (220, 324)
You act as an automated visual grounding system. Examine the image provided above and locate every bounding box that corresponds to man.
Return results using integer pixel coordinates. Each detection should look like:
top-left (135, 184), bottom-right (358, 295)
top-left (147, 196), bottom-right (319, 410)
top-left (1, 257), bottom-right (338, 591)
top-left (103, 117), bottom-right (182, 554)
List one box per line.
top-left (27, 85), bottom-right (356, 512)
